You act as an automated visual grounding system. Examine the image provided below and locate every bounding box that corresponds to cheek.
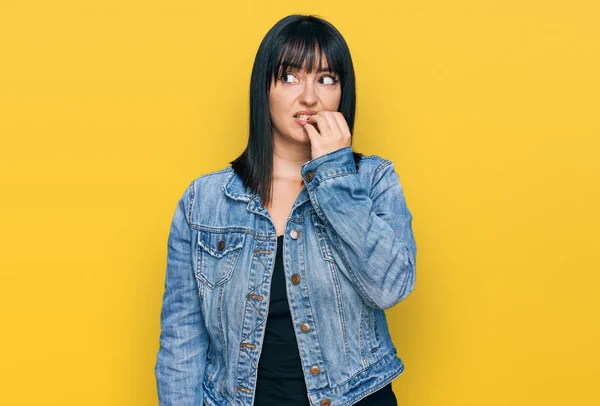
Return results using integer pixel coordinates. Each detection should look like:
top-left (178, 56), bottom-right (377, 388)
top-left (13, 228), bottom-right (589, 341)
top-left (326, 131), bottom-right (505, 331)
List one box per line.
top-left (320, 88), bottom-right (342, 110)
top-left (268, 93), bottom-right (290, 129)
top-left (268, 91), bottom-right (287, 116)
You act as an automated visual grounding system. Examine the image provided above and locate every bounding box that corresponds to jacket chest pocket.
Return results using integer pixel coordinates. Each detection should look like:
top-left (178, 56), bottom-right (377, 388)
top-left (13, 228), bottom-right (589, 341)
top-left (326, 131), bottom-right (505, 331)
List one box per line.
top-left (196, 230), bottom-right (246, 290)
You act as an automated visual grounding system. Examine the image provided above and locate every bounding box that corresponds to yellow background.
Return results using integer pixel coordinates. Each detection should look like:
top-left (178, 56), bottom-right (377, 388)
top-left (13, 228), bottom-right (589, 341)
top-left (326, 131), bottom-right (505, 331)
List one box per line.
top-left (1, 1), bottom-right (599, 405)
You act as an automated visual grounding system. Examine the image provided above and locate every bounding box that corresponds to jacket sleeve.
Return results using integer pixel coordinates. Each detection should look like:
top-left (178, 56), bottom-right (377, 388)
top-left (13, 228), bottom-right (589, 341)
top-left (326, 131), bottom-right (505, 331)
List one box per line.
top-left (155, 181), bottom-right (209, 405)
top-left (301, 146), bottom-right (417, 310)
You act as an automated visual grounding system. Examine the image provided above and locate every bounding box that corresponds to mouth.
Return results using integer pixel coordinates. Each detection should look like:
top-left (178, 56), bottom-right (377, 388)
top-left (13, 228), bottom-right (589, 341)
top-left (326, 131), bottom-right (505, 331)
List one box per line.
top-left (294, 114), bottom-right (312, 121)
top-left (293, 111), bottom-right (318, 127)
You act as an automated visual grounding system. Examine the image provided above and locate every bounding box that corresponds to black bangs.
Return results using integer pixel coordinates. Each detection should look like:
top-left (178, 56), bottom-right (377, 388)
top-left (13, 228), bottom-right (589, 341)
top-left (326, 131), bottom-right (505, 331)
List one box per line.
top-left (274, 40), bottom-right (334, 75)
top-left (268, 23), bottom-right (342, 87)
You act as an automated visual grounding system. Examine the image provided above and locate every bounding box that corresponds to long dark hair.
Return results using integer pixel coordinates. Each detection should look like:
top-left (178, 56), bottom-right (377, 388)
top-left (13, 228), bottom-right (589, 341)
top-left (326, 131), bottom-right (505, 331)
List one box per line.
top-left (230, 14), bottom-right (363, 207)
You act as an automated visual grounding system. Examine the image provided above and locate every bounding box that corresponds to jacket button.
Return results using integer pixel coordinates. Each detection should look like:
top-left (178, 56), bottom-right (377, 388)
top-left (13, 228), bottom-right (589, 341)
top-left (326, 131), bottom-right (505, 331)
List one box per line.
top-left (305, 171), bottom-right (315, 182)
top-left (320, 399), bottom-right (331, 406)
top-left (290, 229), bottom-right (300, 239)
top-left (291, 274), bottom-right (301, 284)
top-left (300, 322), bottom-right (311, 333)
top-left (217, 239), bottom-right (225, 251)
top-left (310, 365), bottom-right (321, 376)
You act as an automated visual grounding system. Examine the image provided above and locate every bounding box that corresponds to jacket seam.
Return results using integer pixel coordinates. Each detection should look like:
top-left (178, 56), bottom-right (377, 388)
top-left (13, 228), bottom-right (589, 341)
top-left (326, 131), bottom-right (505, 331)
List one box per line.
top-left (312, 169), bottom-right (356, 189)
top-left (346, 363), bottom-right (404, 405)
top-left (326, 347), bottom-right (399, 390)
top-left (371, 159), bottom-right (393, 184)
top-left (326, 260), bottom-right (351, 367)
top-left (188, 179), bottom-right (196, 225)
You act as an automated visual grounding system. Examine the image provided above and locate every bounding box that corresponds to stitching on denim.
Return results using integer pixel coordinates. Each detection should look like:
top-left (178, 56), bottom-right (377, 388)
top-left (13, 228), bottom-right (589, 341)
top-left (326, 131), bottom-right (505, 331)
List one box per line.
top-left (368, 307), bottom-right (380, 353)
top-left (239, 290), bottom-right (267, 341)
top-left (239, 238), bottom-right (271, 343)
top-left (326, 260), bottom-right (350, 367)
top-left (311, 168), bottom-right (356, 189)
top-left (191, 224), bottom-right (254, 234)
top-left (197, 231), bottom-right (245, 258)
top-left (314, 221), bottom-right (334, 262)
top-left (311, 172), bottom-right (355, 190)
top-left (373, 309), bottom-right (381, 348)
top-left (308, 189), bottom-right (325, 221)
top-left (325, 346), bottom-right (401, 391)
top-left (359, 304), bottom-right (365, 367)
top-left (199, 166), bottom-right (234, 178)
top-left (188, 179), bottom-right (196, 224)
top-left (236, 300), bottom-right (266, 382)
top-left (345, 364), bottom-right (404, 405)
top-left (217, 284), bottom-right (227, 374)
top-left (189, 225), bottom-right (280, 243)
top-left (198, 277), bottom-right (204, 305)
top-left (196, 234), bottom-right (244, 289)
top-left (372, 159), bottom-right (393, 184)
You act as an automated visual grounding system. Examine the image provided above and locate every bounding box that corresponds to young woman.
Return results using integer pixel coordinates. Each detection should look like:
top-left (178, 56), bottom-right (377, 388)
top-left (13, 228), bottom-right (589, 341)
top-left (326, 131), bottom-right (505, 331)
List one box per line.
top-left (155, 14), bottom-right (417, 406)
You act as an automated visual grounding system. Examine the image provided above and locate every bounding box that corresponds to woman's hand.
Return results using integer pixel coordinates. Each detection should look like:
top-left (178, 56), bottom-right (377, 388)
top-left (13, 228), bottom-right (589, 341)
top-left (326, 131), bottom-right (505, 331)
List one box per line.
top-left (304, 111), bottom-right (352, 160)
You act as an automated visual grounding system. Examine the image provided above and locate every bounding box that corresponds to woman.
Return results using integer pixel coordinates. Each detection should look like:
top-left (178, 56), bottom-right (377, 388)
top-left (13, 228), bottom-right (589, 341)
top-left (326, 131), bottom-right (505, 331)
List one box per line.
top-left (155, 14), bottom-right (417, 406)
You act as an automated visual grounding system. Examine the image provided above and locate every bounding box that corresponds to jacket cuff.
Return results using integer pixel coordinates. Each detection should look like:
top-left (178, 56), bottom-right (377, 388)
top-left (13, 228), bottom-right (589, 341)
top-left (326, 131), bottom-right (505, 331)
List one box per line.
top-left (300, 146), bottom-right (356, 192)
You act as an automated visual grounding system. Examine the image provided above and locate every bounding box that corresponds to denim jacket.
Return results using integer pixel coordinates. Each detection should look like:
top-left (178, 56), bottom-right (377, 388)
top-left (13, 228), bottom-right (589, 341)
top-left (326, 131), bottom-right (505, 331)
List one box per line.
top-left (155, 146), bottom-right (417, 406)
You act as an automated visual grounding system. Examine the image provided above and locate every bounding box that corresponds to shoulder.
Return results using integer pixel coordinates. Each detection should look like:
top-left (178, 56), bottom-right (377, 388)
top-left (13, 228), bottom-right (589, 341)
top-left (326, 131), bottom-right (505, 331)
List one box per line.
top-left (175, 165), bottom-right (235, 216)
top-left (356, 152), bottom-right (396, 182)
top-left (188, 165), bottom-right (234, 190)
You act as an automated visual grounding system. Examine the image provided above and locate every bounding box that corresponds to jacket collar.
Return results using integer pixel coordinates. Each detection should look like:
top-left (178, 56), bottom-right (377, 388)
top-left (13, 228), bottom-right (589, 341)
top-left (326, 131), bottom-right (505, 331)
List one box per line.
top-left (222, 167), bottom-right (257, 203)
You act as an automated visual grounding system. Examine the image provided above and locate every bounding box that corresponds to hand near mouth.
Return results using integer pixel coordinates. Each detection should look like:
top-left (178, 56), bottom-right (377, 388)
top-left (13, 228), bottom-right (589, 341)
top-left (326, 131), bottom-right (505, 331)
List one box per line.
top-left (304, 111), bottom-right (352, 160)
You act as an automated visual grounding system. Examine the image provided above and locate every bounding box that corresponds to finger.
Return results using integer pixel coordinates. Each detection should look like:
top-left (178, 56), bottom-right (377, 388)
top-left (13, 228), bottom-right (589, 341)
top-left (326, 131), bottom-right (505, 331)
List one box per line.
top-left (322, 111), bottom-right (341, 135)
top-left (307, 114), bottom-right (329, 136)
top-left (333, 111), bottom-right (352, 139)
top-left (303, 122), bottom-right (320, 143)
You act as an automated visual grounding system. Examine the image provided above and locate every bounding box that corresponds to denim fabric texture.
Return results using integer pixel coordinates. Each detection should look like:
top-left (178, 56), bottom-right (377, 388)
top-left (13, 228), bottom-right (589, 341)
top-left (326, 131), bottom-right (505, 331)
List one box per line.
top-left (155, 146), bottom-right (417, 406)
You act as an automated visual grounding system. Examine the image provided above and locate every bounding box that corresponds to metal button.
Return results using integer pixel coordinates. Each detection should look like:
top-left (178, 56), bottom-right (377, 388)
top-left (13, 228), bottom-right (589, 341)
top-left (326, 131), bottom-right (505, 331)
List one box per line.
top-left (320, 399), bottom-right (331, 406)
top-left (300, 322), bottom-right (311, 333)
top-left (217, 239), bottom-right (225, 251)
top-left (291, 274), bottom-right (301, 284)
top-left (305, 171), bottom-right (315, 182)
top-left (290, 229), bottom-right (300, 239)
top-left (310, 365), bottom-right (321, 376)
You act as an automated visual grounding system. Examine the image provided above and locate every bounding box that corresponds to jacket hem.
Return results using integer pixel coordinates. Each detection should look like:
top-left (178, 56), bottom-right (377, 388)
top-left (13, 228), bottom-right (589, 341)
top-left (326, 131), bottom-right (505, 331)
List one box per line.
top-left (307, 349), bottom-right (405, 406)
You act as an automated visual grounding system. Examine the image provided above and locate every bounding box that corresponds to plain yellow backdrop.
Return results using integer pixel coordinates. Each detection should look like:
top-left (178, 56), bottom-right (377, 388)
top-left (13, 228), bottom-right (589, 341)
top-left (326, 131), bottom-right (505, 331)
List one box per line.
top-left (1, 1), bottom-right (599, 405)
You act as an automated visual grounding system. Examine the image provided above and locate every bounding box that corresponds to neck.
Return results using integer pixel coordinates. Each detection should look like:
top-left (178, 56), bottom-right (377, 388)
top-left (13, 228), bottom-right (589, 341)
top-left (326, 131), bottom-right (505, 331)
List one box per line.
top-left (272, 134), bottom-right (311, 185)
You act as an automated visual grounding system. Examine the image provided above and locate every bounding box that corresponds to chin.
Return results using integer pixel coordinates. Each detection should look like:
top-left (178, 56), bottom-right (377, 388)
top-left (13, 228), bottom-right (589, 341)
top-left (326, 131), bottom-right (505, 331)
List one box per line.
top-left (294, 129), bottom-right (311, 141)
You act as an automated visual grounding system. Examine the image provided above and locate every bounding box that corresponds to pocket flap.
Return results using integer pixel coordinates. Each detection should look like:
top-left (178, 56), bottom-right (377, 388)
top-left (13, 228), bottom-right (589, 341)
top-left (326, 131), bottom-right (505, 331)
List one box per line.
top-left (197, 230), bottom-right (245, 258)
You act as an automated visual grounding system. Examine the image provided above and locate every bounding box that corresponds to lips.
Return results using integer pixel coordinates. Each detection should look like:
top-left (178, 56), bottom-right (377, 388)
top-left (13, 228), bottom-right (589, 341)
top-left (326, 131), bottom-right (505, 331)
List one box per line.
top-left (294, 111), bottom-right (318, 121)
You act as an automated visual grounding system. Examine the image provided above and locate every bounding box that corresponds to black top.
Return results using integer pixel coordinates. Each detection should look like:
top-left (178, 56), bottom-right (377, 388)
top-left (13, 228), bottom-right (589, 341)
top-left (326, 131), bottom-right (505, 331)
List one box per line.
top-left (253, 235), bottom-right (397, 405)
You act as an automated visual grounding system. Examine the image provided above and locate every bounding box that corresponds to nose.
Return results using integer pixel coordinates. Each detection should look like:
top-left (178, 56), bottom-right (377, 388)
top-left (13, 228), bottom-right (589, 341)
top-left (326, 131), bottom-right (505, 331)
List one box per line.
top-left (299, 81), bottom-right (318, 107)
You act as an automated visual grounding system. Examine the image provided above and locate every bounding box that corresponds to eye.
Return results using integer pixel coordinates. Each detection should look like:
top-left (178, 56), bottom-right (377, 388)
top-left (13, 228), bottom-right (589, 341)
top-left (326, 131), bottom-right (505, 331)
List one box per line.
top-left (320, 74), bottom-right (339, 85)
top-left (280, 72), bottom-right (298, 83)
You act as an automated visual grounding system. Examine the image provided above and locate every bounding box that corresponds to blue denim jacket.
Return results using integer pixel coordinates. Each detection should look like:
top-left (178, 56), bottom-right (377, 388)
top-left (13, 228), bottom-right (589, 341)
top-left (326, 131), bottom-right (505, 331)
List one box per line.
top-left (155, 146), bottom-right (417, 406)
